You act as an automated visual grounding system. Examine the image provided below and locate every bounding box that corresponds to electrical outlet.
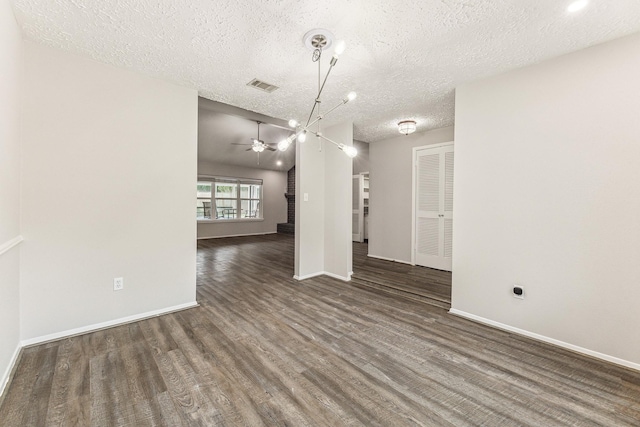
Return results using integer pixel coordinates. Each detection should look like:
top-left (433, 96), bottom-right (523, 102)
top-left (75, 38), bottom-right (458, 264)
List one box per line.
top-left (513, 285), bottom-right (524, 299)
top-left (113, 277), bottom-right (124, 291)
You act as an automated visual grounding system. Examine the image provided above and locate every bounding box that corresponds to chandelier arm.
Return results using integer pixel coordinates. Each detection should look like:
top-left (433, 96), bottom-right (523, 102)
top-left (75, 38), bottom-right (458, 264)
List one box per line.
top-left (304, 101), bottom-right (319, 129)
top-left (305, 61), bottom-right (338, 127)
top-left (319, 135), bottom-right (342, 149)
top-left (316, 57), bottom-right (338, 102)
top-left (305, 131), bottom-right (341, 149)
top-left (305, 97), bottom-right (348, 131)
top-left (317, 54), bottom-right (321, 136)
top-left (319, 97), bottom-right (348, 120)
top-left (299, 98), bottom-right (348, 135)
top-left (289, 96), bottom-right (350, 145)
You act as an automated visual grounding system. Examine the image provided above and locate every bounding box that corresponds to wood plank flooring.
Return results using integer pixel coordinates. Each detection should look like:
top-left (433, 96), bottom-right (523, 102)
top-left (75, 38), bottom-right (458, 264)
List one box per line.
top-left (351, 242), bottom-right (452, 309)
top-left (1, 234), bottom-right (639, 426)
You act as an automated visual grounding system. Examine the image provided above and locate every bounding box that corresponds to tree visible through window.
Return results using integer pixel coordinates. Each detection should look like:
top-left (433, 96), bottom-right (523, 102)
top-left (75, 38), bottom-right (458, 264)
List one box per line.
top-left (197, 178), bottom-right (262, 220)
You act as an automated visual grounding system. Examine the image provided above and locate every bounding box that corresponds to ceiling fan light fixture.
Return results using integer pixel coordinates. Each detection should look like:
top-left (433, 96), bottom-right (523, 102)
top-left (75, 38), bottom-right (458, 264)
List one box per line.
top-left (398, 120), bottom-right (417, 135)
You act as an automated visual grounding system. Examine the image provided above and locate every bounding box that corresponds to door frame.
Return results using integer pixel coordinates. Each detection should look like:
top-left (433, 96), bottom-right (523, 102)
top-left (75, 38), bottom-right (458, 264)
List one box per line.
top-left (411, 141), bottom-right (454, 266)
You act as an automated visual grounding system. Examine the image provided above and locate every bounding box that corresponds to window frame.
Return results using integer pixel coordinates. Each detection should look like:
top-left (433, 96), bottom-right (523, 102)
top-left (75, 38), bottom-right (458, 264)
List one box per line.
top-left (197, 176), bottom-right (263, 222)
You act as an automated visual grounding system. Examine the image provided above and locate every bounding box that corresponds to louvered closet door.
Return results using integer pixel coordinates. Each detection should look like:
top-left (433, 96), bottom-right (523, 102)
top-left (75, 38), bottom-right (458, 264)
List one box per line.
top-left (415, 144), bottom-right (454, 271)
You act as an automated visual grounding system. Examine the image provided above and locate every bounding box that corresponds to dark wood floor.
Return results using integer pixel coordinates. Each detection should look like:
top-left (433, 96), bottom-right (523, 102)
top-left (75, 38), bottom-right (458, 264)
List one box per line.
top-left (1, 234), bottom-right (639, 426)
top-left (351, 241), bottom-right (452, 309)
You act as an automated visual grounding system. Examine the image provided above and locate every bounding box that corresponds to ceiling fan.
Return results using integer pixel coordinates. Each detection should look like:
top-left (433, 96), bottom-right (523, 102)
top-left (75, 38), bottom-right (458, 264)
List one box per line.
top-left (231, 121), bottom-right (276, 164)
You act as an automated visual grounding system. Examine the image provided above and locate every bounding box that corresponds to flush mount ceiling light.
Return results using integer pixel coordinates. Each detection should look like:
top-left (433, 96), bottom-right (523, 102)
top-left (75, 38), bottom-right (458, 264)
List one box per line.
top-left (277, 29), bottom-right (358, 158)
top-left (398, 120), bottom-right (417, 135)
top-left (567, 0), bottom-right (588, 13)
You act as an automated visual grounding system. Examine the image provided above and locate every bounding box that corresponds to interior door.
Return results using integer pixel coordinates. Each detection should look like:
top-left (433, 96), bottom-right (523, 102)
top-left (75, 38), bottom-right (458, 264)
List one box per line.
top-left (414, 144), bottom-right (454, 271)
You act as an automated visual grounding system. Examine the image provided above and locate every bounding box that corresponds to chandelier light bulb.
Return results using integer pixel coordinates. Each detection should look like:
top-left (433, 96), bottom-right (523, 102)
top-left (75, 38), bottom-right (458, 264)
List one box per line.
top-left (288, 119), bottom-right (298, 128)
top-left (347, 91), bottom-right (357, 102)
top-left (341, 144), bottom-right (358, 158)
top-left (334, 40), bottom-right (346, 56)
top-left (298, 131), bottom-right (307, 143)
top-left (277, 139), bottom-right (289, 151)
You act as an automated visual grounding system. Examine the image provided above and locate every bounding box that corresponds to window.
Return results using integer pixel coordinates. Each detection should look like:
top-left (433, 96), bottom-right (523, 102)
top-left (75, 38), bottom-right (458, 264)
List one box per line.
top-left (197, 177), bottom-right (262, 220)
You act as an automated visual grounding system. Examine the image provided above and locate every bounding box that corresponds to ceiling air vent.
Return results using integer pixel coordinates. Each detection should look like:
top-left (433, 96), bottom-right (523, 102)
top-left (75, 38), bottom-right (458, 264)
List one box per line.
top-left (247, 78), bottom-right (279, 93)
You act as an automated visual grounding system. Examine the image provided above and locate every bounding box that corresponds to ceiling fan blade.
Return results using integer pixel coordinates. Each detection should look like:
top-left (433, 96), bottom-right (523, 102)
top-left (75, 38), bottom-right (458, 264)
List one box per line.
top-left (266, 146), bottom-right (277, 151)
top-left (245, 148), bottom-right (253, 151)
top-left (231, 142), bottom-right (252, 146)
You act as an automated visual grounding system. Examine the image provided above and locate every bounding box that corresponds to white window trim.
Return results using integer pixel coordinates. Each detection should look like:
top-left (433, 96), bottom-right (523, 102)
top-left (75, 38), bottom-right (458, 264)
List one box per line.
top-left (197, 218), bottom-right (265, 224)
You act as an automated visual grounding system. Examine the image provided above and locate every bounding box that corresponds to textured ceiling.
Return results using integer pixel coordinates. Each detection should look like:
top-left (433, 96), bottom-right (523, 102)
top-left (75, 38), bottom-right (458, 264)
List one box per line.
top-left (11, 0), bottom-right (640, 142)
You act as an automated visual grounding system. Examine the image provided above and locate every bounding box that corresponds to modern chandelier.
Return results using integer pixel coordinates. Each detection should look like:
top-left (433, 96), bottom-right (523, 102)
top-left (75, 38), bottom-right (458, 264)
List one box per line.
top-left (278, 29), bottom-right (358, 158)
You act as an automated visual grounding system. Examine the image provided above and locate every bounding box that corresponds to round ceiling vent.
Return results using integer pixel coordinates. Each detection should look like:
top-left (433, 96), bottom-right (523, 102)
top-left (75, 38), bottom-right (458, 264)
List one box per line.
top-left (303, 28), bottom-right (334, 51)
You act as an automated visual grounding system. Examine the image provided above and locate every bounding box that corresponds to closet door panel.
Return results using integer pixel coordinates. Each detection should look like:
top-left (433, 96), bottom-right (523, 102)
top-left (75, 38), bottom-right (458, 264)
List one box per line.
top-left (414, 144), bottom-right (453, 271)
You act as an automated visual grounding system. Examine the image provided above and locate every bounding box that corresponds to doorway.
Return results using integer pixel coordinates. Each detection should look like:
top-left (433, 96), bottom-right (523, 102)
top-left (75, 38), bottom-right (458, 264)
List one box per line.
top-left (352, 172), bottom-right (369, 242)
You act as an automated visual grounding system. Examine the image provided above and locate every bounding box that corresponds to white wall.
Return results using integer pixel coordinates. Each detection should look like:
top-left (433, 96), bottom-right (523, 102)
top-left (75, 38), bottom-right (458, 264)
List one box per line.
top-left (453, 32), bottom-right (640, 367)
top-left (324, 122), bottom-right (354, 278)
top-left (352, 140), bottom-right (370, 175)
top-left (0, 0), bottom-right (23, 394)
top-left (295, 134), bottom-right (326, 278)
top-left (295, 121), bottom-right (353, 280)
top-left (369, 126), bottom-right (455, 263)
top-left (20, 42), bottom-right (198, 340)
top-left (197, 161), bottom-right (287, 238)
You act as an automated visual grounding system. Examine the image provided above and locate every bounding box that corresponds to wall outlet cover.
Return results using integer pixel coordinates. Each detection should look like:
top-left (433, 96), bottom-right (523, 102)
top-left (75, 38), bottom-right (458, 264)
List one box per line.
top-left (513, 285), bottom-right (524, 299)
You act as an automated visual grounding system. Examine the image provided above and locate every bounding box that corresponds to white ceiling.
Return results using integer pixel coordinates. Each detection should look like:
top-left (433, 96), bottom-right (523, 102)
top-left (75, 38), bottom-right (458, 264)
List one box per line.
top-left (11, 0), bottom-right (640, 142)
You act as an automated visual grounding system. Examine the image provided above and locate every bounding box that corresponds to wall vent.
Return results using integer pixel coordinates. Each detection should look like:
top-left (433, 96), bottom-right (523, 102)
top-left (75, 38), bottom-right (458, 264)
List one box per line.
top-left (247, 78), bottom-right (279, 93)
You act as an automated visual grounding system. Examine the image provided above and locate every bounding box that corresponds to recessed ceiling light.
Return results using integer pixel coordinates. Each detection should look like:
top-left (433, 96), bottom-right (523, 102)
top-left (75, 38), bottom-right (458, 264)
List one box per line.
top-left (276, 160), bottom-right (282, 166)
top-left (567, 0), bottom-right (588, 13)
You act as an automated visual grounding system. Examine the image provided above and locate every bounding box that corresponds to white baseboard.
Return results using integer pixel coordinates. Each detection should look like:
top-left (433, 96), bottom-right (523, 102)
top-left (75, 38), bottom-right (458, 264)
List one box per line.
top-left (0, 235), bottom-right (23, 257)
top-left (0, 343), bottom-right (21, 400)
top-left (21, 301), bottom-right (199, 348)
top-left (293, 272), bottom-right (324, 281)
top-left (197, 232), bottom-right (276, 240)
top-left (367, 254), bottom-right (414, 266)
top-left (449, 308), bottom-right (640, 372)
top-left (323, 271), bottom-right (351, 282)
top-left (294, 271), bottom-right (351, 282)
